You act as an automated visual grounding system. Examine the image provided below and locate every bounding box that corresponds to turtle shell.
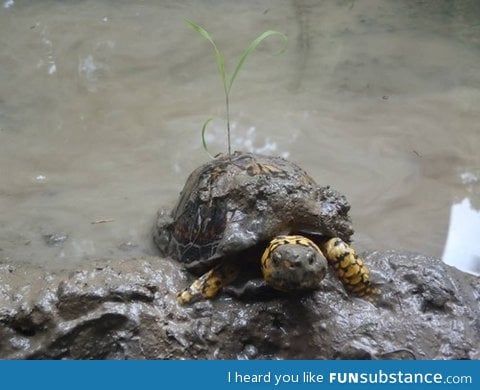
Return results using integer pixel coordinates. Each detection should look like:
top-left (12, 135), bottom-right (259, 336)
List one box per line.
top-left (154, 151), bottom-right (353, 274)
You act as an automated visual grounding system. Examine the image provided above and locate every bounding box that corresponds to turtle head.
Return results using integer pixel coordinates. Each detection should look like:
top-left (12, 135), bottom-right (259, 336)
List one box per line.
top-left (261, 235), bottom-right (328, 292)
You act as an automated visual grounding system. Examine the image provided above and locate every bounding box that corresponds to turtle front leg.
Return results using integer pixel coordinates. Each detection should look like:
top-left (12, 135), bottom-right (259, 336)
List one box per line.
top-left (320, 238), bottom-right (380, 299)
top-left (177, 262), bottom-right (241, 304)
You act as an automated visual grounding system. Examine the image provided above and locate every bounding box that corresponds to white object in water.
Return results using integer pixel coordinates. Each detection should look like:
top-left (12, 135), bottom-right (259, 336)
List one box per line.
top-left (442, 197), bottom-right (480, 276)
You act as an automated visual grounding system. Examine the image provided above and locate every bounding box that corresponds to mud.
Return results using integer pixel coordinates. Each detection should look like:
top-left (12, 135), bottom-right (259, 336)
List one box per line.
top-left (1, 250), bottom-right (478, 359)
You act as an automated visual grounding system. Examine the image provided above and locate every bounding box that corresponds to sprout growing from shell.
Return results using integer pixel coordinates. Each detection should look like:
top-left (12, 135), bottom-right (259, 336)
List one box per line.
top-left (186, 20), bottom-right (287, 157)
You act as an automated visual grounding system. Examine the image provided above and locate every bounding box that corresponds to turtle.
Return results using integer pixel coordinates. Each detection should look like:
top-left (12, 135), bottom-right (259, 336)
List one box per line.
top-left (153, 151), bottom-right (379, 304)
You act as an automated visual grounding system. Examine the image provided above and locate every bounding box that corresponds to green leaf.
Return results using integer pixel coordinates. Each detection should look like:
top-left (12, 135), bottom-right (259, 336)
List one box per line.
top-left (228, 30), bottom-right (287, 94)
top-left (186, 20), bottom-right (287, 157)
top-left (186, 20), bottom-right (228, 95)
top-left (200, 117), bottom-right (215, 159)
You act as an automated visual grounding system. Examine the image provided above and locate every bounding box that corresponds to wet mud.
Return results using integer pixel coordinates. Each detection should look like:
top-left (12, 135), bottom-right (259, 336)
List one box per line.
top-left (1, 250), bottom-right (478, 359)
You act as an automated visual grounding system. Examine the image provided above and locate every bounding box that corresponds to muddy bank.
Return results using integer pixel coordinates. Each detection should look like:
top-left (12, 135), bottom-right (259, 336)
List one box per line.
top-left (0, 251), bottom-right (479, 359)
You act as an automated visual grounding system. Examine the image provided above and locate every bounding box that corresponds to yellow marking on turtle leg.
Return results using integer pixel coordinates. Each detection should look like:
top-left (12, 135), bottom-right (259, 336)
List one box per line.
top-left (321, 238), bottom-right (380, 299)
top-left (177, 262), bottom-right (240, 304)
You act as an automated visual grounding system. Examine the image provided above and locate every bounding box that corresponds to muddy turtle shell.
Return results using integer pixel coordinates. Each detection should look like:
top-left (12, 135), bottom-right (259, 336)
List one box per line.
top-left (153, 151), bottom-right (353, 274)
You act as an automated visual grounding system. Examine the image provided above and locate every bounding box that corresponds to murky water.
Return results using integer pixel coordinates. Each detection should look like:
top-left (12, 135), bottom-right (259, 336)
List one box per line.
top-left (1, 0), bottom-right (479, 274)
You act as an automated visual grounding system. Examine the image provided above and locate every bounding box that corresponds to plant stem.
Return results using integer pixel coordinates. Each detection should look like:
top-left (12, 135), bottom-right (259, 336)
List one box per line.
top-left (225, 93), bottom-right (231, 156)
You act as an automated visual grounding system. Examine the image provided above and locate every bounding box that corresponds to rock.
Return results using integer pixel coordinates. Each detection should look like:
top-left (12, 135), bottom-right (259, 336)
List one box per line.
top-left (42, 233), bottom-right (68, 247)
top-left (0, 251), bottom-right (479, 359)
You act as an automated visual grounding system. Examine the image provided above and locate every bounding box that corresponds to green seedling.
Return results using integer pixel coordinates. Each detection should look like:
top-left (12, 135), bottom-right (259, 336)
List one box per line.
top-left (186, 20), bottom-right (287, 157)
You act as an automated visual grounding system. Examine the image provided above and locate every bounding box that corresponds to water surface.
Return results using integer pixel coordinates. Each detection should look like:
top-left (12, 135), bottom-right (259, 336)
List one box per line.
top-left (1, 0), bottom-right (479, 274)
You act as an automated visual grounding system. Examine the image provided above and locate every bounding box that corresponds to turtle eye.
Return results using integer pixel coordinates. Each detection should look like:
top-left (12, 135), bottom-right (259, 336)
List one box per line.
top-left (272, 251), bottom-right (282, 265)
top-left (307, 251), bottom-right (315, 265)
